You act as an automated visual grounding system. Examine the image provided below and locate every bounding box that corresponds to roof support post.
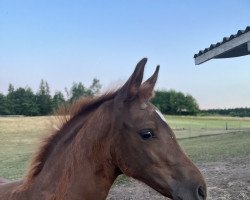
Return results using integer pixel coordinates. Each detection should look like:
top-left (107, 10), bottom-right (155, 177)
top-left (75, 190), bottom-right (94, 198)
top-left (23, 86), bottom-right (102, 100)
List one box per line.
top-left (248, 41), bottom-right (250, 51)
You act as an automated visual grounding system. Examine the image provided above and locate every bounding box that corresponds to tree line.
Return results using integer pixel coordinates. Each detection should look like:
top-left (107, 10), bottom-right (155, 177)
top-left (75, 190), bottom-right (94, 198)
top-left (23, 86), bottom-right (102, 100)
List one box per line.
top-left (200, 108), bottom-right (250, 117)
top-left (3, 80), bottom-right (248, 117)
top-left (0, 79), bottom-right (101, 116)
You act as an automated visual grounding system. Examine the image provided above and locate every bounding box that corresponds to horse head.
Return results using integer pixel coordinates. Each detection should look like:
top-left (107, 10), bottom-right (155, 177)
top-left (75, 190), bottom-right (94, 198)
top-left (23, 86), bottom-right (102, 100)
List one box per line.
top-left (111, 58), bottom-right (206, 200)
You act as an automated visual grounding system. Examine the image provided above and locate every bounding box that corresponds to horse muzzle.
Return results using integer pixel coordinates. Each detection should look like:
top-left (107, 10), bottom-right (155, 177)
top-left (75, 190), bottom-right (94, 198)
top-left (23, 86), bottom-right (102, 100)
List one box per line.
top-left (172, 183), bottom-right (207, 200)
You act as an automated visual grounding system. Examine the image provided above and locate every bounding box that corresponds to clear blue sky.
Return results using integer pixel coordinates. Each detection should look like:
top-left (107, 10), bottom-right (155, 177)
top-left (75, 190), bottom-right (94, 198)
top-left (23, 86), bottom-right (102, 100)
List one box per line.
top-left (0, 0), bottom-right (250, 109)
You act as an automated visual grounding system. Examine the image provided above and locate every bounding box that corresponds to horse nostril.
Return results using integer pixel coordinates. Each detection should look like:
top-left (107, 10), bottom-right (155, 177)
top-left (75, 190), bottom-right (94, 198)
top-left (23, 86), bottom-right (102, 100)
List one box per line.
top-left (197, 185), bottom-right (206, 199)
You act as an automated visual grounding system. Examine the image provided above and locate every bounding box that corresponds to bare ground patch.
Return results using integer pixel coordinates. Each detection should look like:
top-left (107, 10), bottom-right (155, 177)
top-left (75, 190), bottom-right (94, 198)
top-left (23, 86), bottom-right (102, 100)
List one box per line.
top-left (107, 156), bottom-right (250, 200)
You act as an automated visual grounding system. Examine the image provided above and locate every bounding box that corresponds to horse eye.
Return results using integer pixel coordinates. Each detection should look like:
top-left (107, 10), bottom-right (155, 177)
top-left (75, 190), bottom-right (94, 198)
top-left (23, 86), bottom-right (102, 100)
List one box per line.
top-left (138, 129), bottom-right (155, 140)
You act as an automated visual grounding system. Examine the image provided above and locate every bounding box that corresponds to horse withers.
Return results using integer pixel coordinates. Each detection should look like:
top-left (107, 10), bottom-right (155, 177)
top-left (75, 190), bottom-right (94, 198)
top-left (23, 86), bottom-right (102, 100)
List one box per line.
top-left (0, 58), bottom-right (206, 200)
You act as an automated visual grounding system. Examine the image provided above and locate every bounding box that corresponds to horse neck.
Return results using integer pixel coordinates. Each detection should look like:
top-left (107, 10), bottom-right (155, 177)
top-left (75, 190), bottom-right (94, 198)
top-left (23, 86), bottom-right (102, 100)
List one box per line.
top-left (26, 100), bottom-right (119, 200)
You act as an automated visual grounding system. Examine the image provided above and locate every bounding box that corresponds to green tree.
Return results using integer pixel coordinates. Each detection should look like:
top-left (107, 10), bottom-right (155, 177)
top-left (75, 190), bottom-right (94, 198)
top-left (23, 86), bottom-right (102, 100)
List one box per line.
top-left (69, 82), bottom-right (86, 102)
top-left (89, 78), bottom-right (101, 96)
top-left (36, 80), bottom-right (53, 115)
top-left (68, 78), bottom-right (102, 102)
top-left (0, 93), bottom-right (10, 115)
top-left (184, 94), bottom-right (199, 115)
top-left (6, 84), bottom-right (15, 114)
top-left (168, 90), bottom-right (186, 114)
top-left (13, 87), bottom-right (39, 116)
top-left (151, 90), bottom-right (199, 115)
top-left (8, 84), bottom-right (14, 93)
top-left (151, 90), bottom-right (171, 114)
top-left (52, 91), bottom-right (65, 110)
top-left (5, 87), bottom-right (39, 116)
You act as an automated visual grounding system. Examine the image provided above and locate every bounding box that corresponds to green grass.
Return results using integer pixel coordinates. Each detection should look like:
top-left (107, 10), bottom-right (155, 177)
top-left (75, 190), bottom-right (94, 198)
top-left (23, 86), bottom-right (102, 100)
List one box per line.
top-left (166, 115), bottom-right (250, 138)
top-left (0, 116), bottom-right (250, 180)
top-left (179, 131), bottom-right (250, 163)
top-left (166, 115), bottom-right (250, 129)
top-left (0, 116), bottom-right (52, 179)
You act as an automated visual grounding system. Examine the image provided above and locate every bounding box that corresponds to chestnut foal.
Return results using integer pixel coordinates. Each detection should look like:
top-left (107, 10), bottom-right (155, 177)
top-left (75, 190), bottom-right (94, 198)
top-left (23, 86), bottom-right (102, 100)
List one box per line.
top-left (0, 58), bottom-right (206, 200)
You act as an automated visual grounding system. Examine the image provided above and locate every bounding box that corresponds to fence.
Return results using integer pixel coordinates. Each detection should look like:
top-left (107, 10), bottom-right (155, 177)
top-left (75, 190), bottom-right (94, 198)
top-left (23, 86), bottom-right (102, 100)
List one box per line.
top-left (166, 115), bottom-right (250, 139)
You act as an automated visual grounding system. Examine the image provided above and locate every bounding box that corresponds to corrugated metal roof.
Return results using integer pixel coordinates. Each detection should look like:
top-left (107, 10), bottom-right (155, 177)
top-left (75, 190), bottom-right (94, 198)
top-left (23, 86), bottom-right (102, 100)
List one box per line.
top-left (194, 26), bottom-right (250, 58)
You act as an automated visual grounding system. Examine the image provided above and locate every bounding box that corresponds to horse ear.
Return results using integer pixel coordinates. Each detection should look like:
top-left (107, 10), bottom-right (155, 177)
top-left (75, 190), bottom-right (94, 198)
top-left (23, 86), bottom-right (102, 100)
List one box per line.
top-left (116, 58), bottom-right (147, 102)
top-left (139, 65), bottom-right (160, 100)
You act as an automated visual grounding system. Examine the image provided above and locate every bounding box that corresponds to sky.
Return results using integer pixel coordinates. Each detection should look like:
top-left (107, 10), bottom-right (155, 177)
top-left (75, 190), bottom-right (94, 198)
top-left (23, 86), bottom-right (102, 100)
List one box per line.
top-left (0, 0), bottom-right (250, 109)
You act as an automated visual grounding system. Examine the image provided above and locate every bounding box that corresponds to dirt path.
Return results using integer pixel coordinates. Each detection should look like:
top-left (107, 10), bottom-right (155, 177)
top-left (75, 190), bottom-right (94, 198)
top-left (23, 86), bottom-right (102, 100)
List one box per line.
top-left (107, 156), bottom-right (250, 200)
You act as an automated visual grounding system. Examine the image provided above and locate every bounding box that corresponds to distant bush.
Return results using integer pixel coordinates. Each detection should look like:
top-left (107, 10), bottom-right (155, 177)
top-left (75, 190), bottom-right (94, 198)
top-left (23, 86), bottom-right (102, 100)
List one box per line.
top-left (151, 90), bottom-right (199, 115)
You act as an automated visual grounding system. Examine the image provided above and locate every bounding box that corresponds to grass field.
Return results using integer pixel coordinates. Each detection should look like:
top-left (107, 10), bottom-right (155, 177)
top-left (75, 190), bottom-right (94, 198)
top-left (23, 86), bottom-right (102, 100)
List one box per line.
top-left (0, 115), bottom-right (250, 180)
top-left (167, 115), bottom-right (250, 129)
top-left (0, 117), bottom-right (51, 179)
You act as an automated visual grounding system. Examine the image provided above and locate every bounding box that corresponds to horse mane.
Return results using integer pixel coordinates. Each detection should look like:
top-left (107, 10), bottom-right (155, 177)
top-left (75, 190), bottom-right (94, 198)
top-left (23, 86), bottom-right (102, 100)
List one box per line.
top-left (22, 90), bottom-right (118, 188)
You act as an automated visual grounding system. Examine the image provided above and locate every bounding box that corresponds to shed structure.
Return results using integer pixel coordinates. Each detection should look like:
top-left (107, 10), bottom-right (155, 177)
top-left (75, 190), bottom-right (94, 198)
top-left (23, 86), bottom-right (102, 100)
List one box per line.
top-left (194, 26), bottom-right (250, 65)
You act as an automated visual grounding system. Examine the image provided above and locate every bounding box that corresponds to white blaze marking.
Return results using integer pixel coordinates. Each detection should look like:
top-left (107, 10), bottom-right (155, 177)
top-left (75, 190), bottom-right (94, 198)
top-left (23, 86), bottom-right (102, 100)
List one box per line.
top-left (155, 109), bottom-right (167, 123)
top-left (155, 109), bottom-right (174, 139)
